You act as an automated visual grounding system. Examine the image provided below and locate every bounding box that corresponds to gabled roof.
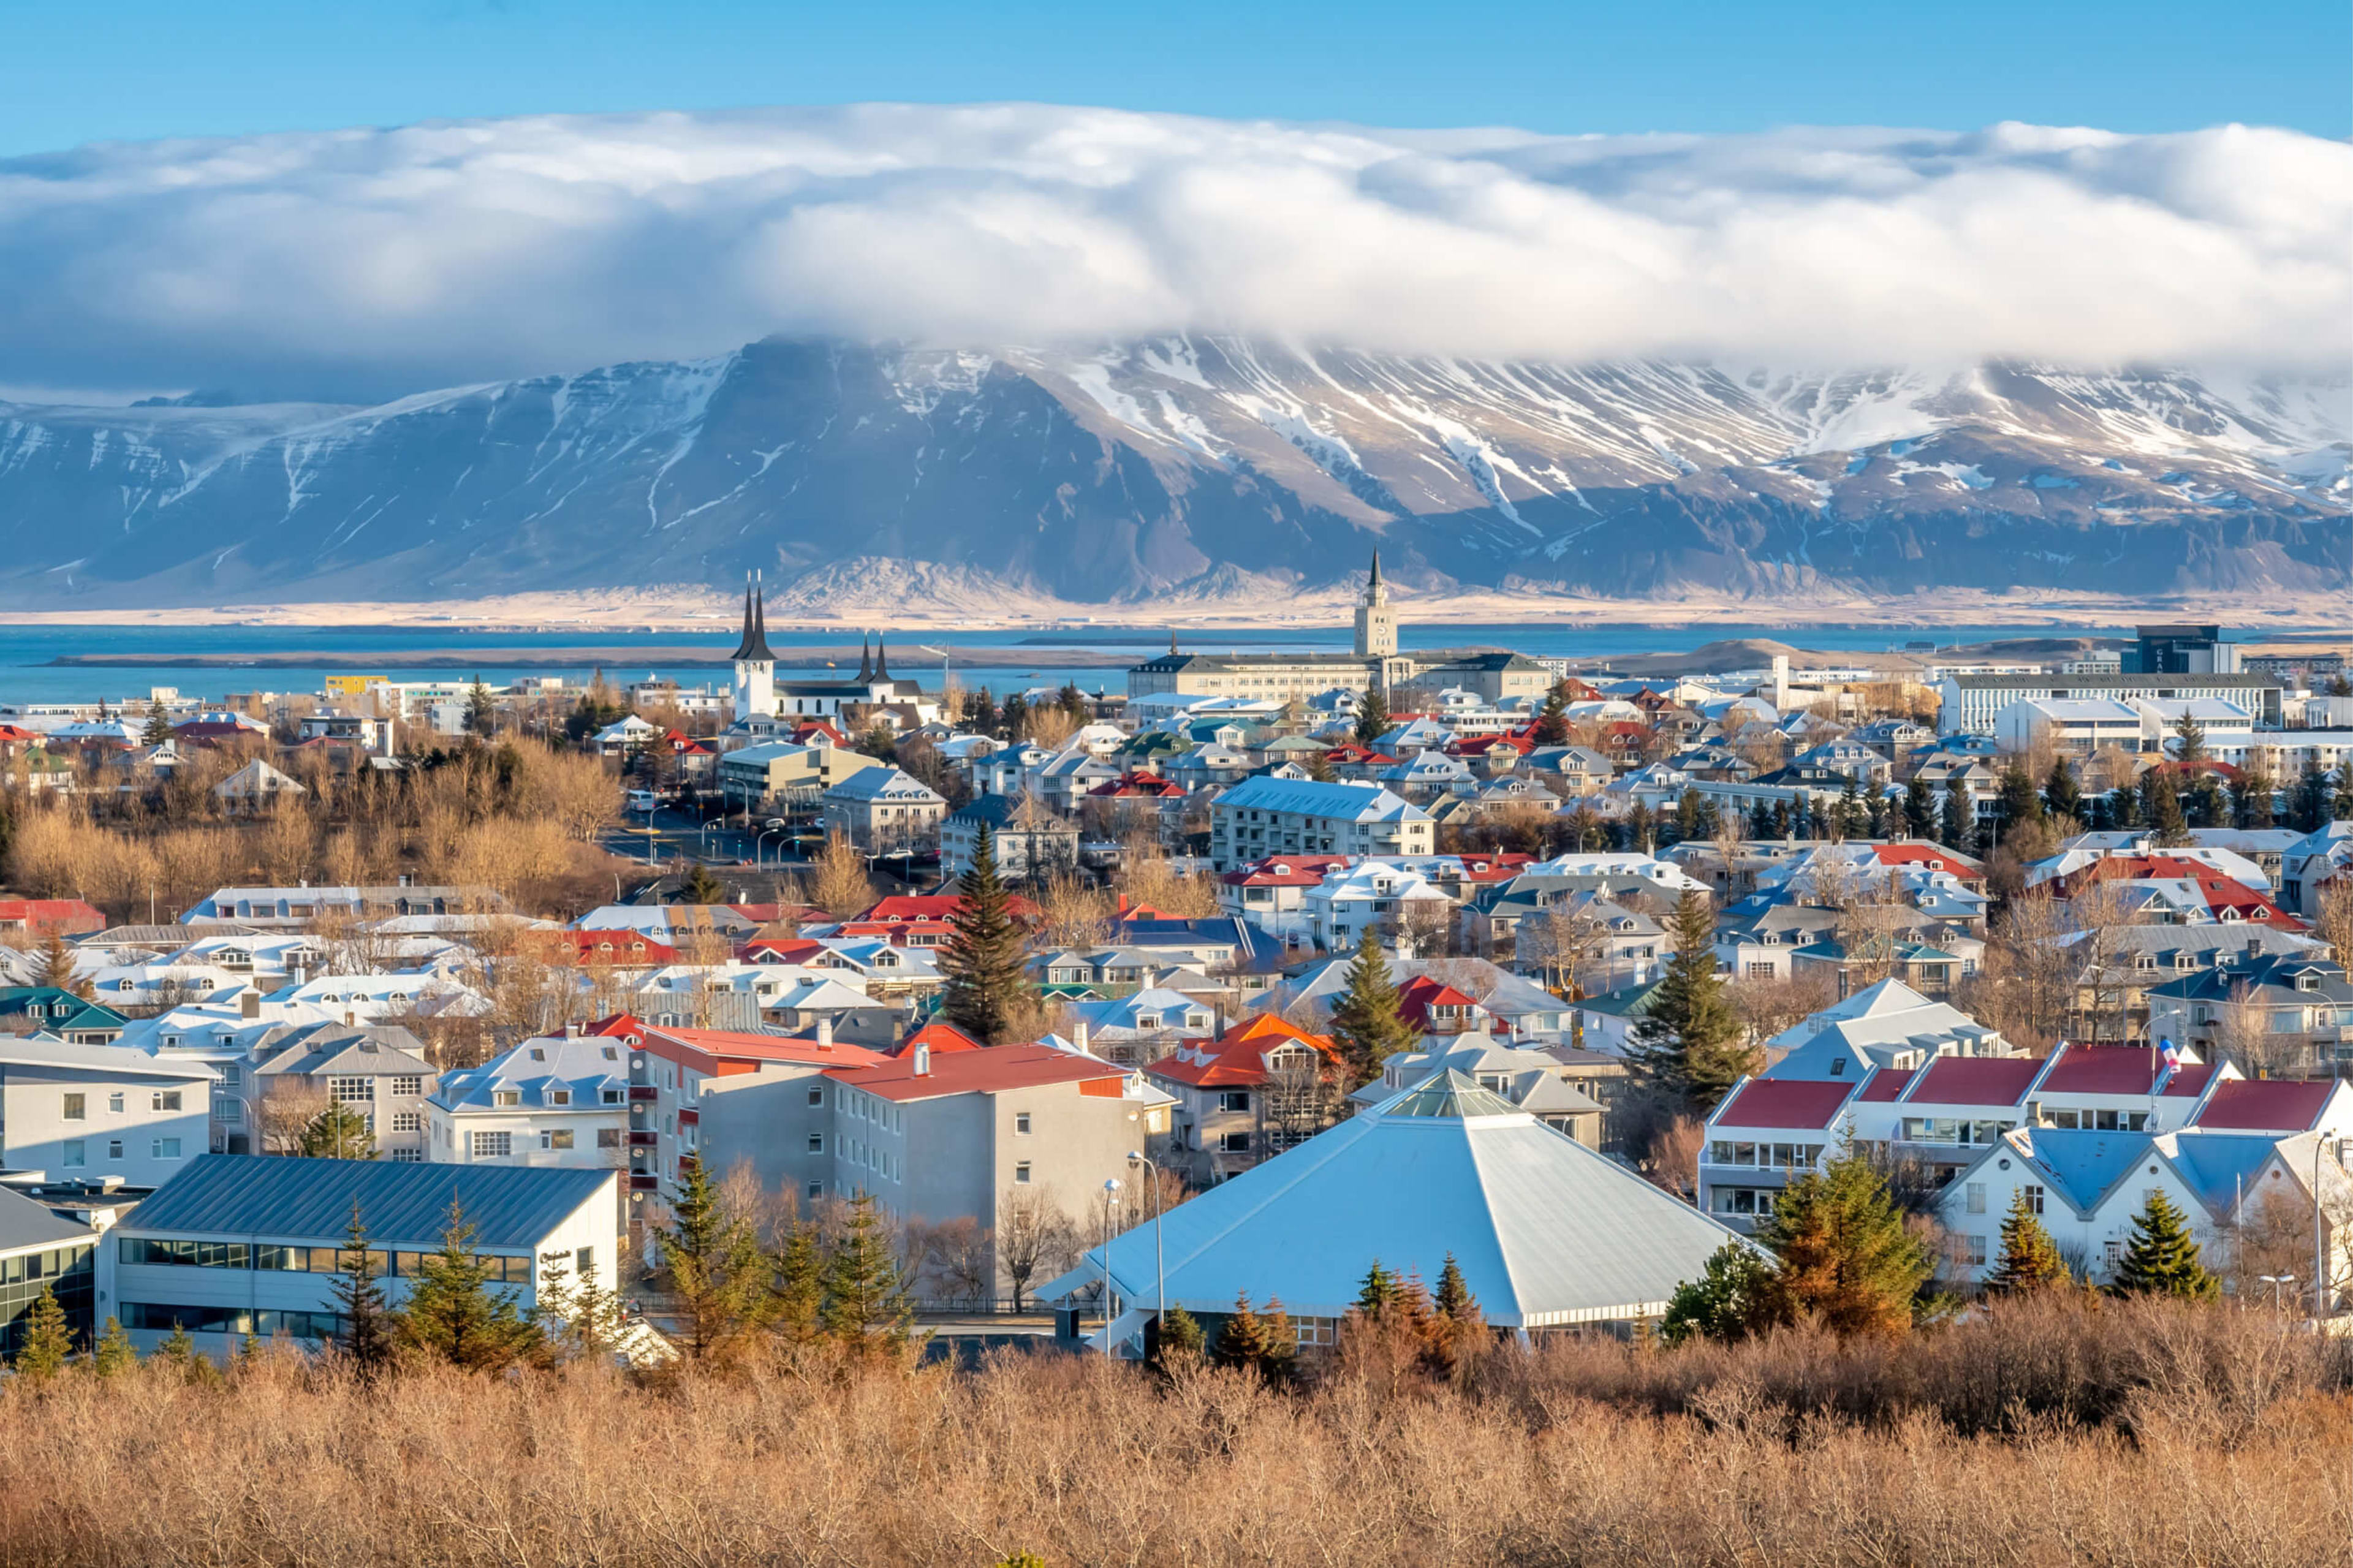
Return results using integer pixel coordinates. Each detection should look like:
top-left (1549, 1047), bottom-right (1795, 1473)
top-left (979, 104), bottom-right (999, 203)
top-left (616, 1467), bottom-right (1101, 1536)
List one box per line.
top-left (2191, 1078), bottom-right (2344, 1134)
top-left (1900, 1055), bottom-right (2043, 1108)
top-left (1148, 1013), bottom-right (1338, 1089)
top-left (2036, 1043), bottom-right (2166, 1097)
top-left (1711, 1077), bottom-right (1861, 1132)
top-left (824, 1042), bottom-right (1126, 1103)
top-left (124, 1154), bottom-right (612, 1249)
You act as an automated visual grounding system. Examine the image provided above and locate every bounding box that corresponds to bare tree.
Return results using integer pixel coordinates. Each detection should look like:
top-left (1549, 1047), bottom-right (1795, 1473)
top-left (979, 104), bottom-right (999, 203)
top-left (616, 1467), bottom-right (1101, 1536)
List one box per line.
top-left (1732, 969), bottom-right (1838, 1051)
top-left (256, 1081), bottom-right (332, 1156)
top-left (1515, 901), bottom-right (1611, 995)
top-left (1640, 1114), bottom-right (1704, 1201)
top-left (809, 829), bottom-right (876, 917)
top-left (994, 1186), bottom-right (1080, 1311)
top-left (2212, 980), bottom-right (2303, 1080)
top-left (2314, 882), bottom-right (2353, 972)
top-left (1968, 888), bottom-right (2074, 1051)
top-left (1033, 864), bottom-right (1114, 949)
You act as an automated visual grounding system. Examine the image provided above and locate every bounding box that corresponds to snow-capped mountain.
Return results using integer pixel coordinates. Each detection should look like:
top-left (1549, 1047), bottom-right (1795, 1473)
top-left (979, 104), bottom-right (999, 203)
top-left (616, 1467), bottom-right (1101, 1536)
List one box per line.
top-left (0, 337), bottom-right (2343, 608)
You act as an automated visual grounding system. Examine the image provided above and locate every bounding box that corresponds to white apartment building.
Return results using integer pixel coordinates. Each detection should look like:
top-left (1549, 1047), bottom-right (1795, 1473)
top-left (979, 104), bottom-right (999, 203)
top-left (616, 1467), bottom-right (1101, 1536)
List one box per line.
top-left (1302, 860), bottom-right (1453, 953)
top-left (0, 1037), bottom-right (216, 1186)
top-left (426, 1030), bottom-right (634, 1169)
top-left (1209, 776), bottom-right (1433, 873)
top-left (1936, 673), bottom-right (2284, 736)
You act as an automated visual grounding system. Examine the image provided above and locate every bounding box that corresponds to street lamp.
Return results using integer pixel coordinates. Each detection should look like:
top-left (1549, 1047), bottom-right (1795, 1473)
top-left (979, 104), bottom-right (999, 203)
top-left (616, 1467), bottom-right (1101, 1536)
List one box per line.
top-left (1099, 1176), bottom-right (1122, 1357)
top-left (1127, 1150), bottom-right (1166, 1335)
top-left (756, 826), bottom-right (789, 868)
top-left (2259, 1272), bottom-right (2297, 1311)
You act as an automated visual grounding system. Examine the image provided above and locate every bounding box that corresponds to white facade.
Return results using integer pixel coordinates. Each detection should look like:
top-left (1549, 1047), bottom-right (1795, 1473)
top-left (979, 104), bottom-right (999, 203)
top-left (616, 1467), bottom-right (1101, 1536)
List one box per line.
top-left (426, 1031), bottom-right (634, 1170)
top-left (0, 1039), bottom-right (216, 1186)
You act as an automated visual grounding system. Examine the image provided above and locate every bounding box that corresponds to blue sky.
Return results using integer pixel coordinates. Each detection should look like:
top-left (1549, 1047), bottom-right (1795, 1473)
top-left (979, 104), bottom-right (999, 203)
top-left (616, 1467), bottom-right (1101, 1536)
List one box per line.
top-left (1, 0), bottom-right (2344, 155)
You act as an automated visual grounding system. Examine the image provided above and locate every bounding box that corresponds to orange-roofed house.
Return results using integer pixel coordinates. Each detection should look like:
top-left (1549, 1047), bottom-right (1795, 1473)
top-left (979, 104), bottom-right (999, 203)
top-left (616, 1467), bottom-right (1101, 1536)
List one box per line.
top-left (1145, 1014), bottom-right (1343, 1182)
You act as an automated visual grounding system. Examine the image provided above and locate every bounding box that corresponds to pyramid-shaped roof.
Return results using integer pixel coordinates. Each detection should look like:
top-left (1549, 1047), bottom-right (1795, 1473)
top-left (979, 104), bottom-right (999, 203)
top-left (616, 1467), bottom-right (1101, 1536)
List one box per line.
top-left (1059, 1070), bottom-right (1741, 1326)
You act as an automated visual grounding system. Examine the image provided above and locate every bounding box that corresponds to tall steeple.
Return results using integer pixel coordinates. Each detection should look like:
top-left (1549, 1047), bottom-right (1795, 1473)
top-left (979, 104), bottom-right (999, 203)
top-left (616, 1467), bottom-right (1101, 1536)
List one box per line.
top-left (1353, 545), bottom-right (1398, 661)
top-left (855, 632), bottom-right (873, 683)
top-left (1366, 548), bottom-right (1388, 605)
top-left (873, 633), bottom-right (893, 682)
top-left (729, 570), bottom-right (776, 723)
top-left (729, 571), bottom-right (776, 662)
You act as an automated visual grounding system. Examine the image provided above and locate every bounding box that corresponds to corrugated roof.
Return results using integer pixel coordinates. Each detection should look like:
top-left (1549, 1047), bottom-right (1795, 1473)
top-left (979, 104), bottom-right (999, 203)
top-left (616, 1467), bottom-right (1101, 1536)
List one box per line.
top-left (123, 1154), bottom-right (613, 1249)
top-left (1713, 1077), bottom-right (1859, 1131)
top-left (1903, 1056), bottom-right (2042, 1107)
top-left (2016, 1129), bottom-right (2158, 1215)
top-left (2037, 1045), bottom-right (2162, 1097)
top-left (2192, 1079), bottom-right (2339, 1132)
top-left (825, 1042), bottom-right (1124, 1102)
top-left (0, 1186), bottom-right (102, 1254)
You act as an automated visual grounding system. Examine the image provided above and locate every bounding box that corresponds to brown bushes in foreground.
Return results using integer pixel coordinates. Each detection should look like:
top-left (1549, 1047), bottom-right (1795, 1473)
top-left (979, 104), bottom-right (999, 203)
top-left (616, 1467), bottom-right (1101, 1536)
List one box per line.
top-left (0, 1296), bottom-right (2346, 1566)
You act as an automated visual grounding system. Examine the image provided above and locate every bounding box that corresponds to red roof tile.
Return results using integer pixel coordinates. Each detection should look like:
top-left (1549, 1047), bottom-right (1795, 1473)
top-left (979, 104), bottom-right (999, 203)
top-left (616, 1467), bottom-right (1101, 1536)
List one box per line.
top-left (1855, 1067), bottom-right (1917, 1102)
top-left (2037, 1045), bottom-right (2162, 1097)
top-left (1714, 1078), bottom-right (1859, 1131)
top-left (1902, 1055), bottom-right (2044, 1107)
top-left (2191, 1078), bottom-right (2338, 1132)
top-left (825, 1043), bottom-right (1125, 1102)
top-left (2161, 1062), bottom-right (2219, 1097)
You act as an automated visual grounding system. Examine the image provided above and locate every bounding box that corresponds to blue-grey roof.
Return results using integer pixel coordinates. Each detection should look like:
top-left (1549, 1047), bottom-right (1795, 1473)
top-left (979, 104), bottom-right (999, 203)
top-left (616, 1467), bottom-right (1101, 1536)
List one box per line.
top-left (123, 1154), bottom-right (612, 1251)
top-left (2015, 1129), bottom-right (2157, 1216)
top-left (0, 1186), bottom-right (102, 1254)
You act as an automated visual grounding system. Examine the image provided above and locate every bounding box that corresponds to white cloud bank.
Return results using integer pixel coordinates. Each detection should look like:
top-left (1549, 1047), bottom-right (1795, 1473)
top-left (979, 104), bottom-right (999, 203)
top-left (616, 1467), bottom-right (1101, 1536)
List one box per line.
top-left (1, 104), bottom-right (2345, 398)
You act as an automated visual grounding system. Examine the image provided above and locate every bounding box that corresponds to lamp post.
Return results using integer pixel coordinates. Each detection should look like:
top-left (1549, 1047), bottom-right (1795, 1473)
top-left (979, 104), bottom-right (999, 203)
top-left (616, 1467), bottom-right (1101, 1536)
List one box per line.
top-left (1127, 1151), bottom-right (1166, 1337)
top-left (2259, 1273), bottom-right (2297, 1312)
top-left (1099, 1177), bottom-right (1121, 1357)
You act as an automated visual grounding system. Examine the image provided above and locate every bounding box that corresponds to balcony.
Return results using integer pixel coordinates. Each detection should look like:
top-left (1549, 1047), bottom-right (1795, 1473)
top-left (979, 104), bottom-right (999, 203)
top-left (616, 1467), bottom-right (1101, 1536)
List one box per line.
top-left (628, 1130), bottom-right (656, 1146)
top-left (676, 1108), bottom-right (698, 1127)
top-left (628, 1085), bottom-right (659, 1102)
top-left (628, 1173), bottom-right (658, 1192)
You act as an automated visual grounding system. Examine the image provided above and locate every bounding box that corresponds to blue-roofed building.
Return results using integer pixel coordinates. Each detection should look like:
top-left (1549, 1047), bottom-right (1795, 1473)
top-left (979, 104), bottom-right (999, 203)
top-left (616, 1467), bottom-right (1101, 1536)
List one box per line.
top-left (99, 1154), bottom-right (620, 1355)
top-left (1208, 775), bottom-right (1432, 872)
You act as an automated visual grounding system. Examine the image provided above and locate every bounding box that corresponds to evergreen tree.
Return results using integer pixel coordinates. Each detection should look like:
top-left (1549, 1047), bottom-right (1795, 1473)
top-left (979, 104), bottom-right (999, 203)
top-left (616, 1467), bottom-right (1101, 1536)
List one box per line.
top-left (1623, 800), bottom-right (1656, 852)
top-left (1563, 803), bottom-right (1605, 852)
top-left (2183, 774), bottom-right (2229, 831)
top-left (1354, 1260), bottom-right (1402, 1316)
top-left (1303, 749), bottom-right (1338, 783)
top-left (2110, 1190), bottom-right (2219, 1299)
top-left (330, 1203), bottom-right (395, 1380)
top-left (964, 686), bottom-right (998, 735)
top-left (998, 692), bottom-right (1027, 742)
top-left (938, 825), bottom-right (1032, 1043)
top-left (1626, 891), bottom-right (1753, 1112)
top-left (1058, 682), bottom-right (1089, 724)
top-left (155, 1321), bottom-right (202, 1377)
top-left (1327, 929), bottom-right (1415, 1083)
top-left (2234, 765), bottom-right (2275, 830)
top-left (13, 1284), bottom-right (73, 1379)
top-left (1256, 1297), bottom-right (1298, 1384)
top-left (820, 1194), bottom-right (914, 1358)
top-left (141, 700), bottom-right (173, 746)
top-left (91, 1315), bottom-right (136, 1377)
top-left (2044, 757), bottom-right (2083, 826)
top-left (1752, 1152), bottom-right (1934, 1336)
top-left (773, 1221), bottom-right (826, 1347)
top-left (466, 676), bottom-right (496, 737)
top-left (1939, 781), bottom-right (1972, 852)
top-left (1865, 791), bottom-right (1890, 841)
top-left (2109, 781), bottom-right (2141, 830)
top-left (36, 933), bottom-right (84, 997)
top-left (1903, 775), bottom-right (1936, 839)
top-left (657, 1156), bottom-right (776, 1360)
top-left (1837, 779), bottom-right (1868, 840)
top-left (296, 1102), bottom-right (377, 1159)
top-left (1216, 1292), bottom-right (1275, 1372)
top-left (1995, 759), bottom-right (2044, 846)
top-left (1354, 684), bottom-right (1391, 748)
top-left (2172, 711), bottom-right (2207, 764)
top-left (1661, 1240), bottom-right (1771, 1344)
top-left (680, 861), bottom-right (726, 906)
top-left (396, 1203), bottom-right (542, 1371)
top-left (535, 1260), bottom-right (631, 1363)
top-left (1533, 682), bottom-right (1571, 747)
top-left (1153, 1303), bottom-right (1207, 1369)
top-left (1432, 1254), bottom-right (1477, 1324)
top-left (1675, 787), bottom-right (1706, 846)
top-left (2290, 758), bottom-right (2330, 833)
top-left (1986, 1188), bottom-right (2071, 1294)
top-left (2142, 766), bottom-right (2189, 847)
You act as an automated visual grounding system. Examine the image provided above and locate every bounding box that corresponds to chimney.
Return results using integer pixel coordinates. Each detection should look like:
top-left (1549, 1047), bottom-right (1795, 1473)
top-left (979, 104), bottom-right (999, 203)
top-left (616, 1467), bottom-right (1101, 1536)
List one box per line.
top-left (1074, 1018), bottom-right (1091, 1055)
top-left (912, 1042), bottom-right (931, 1077)
top-left (816, 1016), bottom-right (833, 1050)
top-left (240, 990), bottom-right (260, 1021)
top-left (565, 1020), bottom-right (583, 1039)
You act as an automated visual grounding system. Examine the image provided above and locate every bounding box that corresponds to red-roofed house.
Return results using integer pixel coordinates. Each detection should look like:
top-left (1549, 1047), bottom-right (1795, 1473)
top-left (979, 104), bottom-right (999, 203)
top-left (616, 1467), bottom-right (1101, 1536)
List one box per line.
top-left (1396, 974), bottom-right (1489, 1037)
top-left (0, 898), bottom-right (105, 939)
top-left (1146, 1014), bottom-right (1343, 1181)
top-left (2032, 1040), bottom-right (2231, 1134)
top-left (841, 892), bottom-right (1042, 948)
top-left (818, 1043), bottom-right (1173, 1298)
top-left (1700, 1075), bottom-right (1865, 1228)
top-left (890, 1021), bottom-right (985, 1058)
top-left (2190, 1077), bottom-right (2353, 1136)
top-left (1216, 854), bottom-right (1352, 944)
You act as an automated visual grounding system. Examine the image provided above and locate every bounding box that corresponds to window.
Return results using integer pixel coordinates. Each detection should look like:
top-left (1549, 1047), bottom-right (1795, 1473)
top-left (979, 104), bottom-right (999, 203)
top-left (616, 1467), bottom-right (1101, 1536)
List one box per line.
top-left (390, 1147), bottom-right (423, 1163)
top-left (1219, 1091), bottom-right (1251, 1114)
top-left (1965, 1183), bottom-right (1986, 1214)
top-left (807, 1180), bottom-right (825, 1201)
top-left (62, 1093), bottom-right (85, 1121)
top-left (1962, 1235), bottom-right (1988, 1266)
top-left (154, 1090), bottom-right (185, 1113)
top-left (808, 1134), bottom-right (824, 1153)
top-left (391, 1077), bottom-right (423, 1096)
top-left (596, 1127), bottom-right (621, 1149)
top-left (107, 1092), bottom-right (124, 1113)
top-left (2104, 1239), bottom-right (2125, 1270)
top-left (493, 1091), bottom-right (520, 1108)
top-left (542, 1129), bottom-right (575, 1151)
top-left (327, 1077), bottom-right (373, 1104)
top-left (1014, 1162), bottom-right (1033, 1184)
top-left (2021, 1184), bottom-right (2044, 1216)
top-left (62, 1140), bottom-right (85, 1168)
top-left (1220, 1131), bottom-right (1252, 1153)
top-left (602, 1088), bottom-right (623, 1105)
top-left (1014, 1112), bottom-right (1032, 1135)
top-left (390, 1112), bottom-right (421, 1133)
top-left (152, 1138), bottom-right (182, 1159)
top-left (1745, 962), bottom-right (1775, 980)
top-left (550, 1089), bottom-right (572, 1107)
top-left (107, 1140), bottom-right (122, 1159)
top-left (471, 1131), bottom-right (512, 1158)
top-left (212, 1098), bottom-right (241, 1126)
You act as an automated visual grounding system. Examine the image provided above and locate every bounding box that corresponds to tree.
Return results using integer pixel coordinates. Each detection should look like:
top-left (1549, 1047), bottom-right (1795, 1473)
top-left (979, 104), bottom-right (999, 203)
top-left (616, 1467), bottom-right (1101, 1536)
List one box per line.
top-left (13, 1284), bottom-right (73, 1379)
top-left (1327, 928), bottom-right (1415, 1083)
top-left (1939, 781), bottom-right (1974, 853)
top-left (938, 825), bottom-right (1033, 1043)
top-left (772, 1222), bottom-right (827, 1346)
top-left (396, 1203), bottom-right (543, 1371)
top-left (2172, 711), bottom-right (2207, 764)
top-left (1353, 684), bottom-right (1391, 748)
top-left (1995, 759), bottom-right (2043, 847)
top-left (1903, 775), bottom-right (1936, 839)
top-left (2290, 758), bottom-right (2332, 833)
top-left (2234, 765), bottom-right (2275, 830)
top-left (1660, 1240), bottom-right (1771, 1344)
top-left (809, 828), bottom-right (876, 918)
top-left (466, 677), bottom-right (496, 737)
top-left (1214, 1292), bottom-right (1293, 1381)
top-left (91, 1315), bottom-right (137, 1377)
top-left (35, 932), bottom-right (85, 997)
top-left (141, 700), bottom-right (173, 747)
top-left (1423, 1253), bottom-right (1487, 1382)
top-left (1153, 1303), bottom-right (1207, 1370)
top-left (656, 1156), bottom-right (775, 1361)
top-left (1752, 1151), bottom-right (1935, 1336)
top-left (1533, 682), bottom-right (1571, 748)
top-left (995, 1185), bottom-right (1079, 1312)
top-left (1627, 891), bottom-right (1753, 1112)
top-left (680, 861), bottom-right (726, 906)
top-left (2110, 1190), bottom-right (2219, 1299)
top-left (2142, 765), bottom-right (2189, 847)
top-left (820, 1194), bottom-right (914, 1358)
top-left (2044, 757), bottom-right (2083, 828)
top-left (332, 1203), bottom-right (396, 1379)
top-left (1986, 1188), bottom-right (2070, 1293)
top-left (296, 1101), bottom-right (378, 1160)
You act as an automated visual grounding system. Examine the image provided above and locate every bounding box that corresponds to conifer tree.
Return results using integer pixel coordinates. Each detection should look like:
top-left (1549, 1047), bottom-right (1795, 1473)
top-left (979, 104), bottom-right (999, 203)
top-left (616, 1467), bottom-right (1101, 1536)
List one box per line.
top-left (1256, 1297), bottom-right (1298, 1384)
top-left (680, 861), bottom-right (726, 906)
top-left (13, 1284), bottom-right (73, 1379)
top-left (1986, 1188), bottom-right (2070, 1294)
top-left (1903, 775), bottom-right (1935, 838)
top-left (1996, 759), bottom-right (2043, 846)
top-left (938, 824), bottom-right (1031, 1043)
top-left (297, 1102), bottom-right (377, 1159)
top-left (1564, 803), bottom-right (1605, 852)
top-left (141, 700), bottom-right (173, 747)
top-left (2044, 756), bottom-right (2083, 826)
top-left (2172, 711), bottom-right (2207, 764)
top-left (36, 933), bottom-right (84, 997)
top-left (1354, 1260), bottom-right (1401, 1316)
top-left (1433, 1254), bottom-right (1476, 1324)
top-left (1423, 1252), bottom-right (1487, 1382)
top-left (396, 1203), bottom-right (542, 1371)
top-left (1354, 684), bottom-right (1391, 748)
top-left (999, 692), bottom-right (1028, 742)
top-left (2234, 765), bottom-right (2275, 830)
top-left (820, 1194), bottom-right (914, 1357)
top-left (536, 1260), bottom-right (631, 1363)
top-left (331, 1203), bottom-right (395, 1380)
top-left (657, 1156), bottom-right (775, 1361)
top-left (2290, 757), bottom-right (2330, 833)
top-left (1939, 781), bottom-right (1972, 852)
top-left (155, 1321), bottom-right (200, 1376)
top-left (1752, 1152), bottom-right (1933, 1336)
top-left (1533, 682), bottom-right (1571, 747)
top-left (2142, 766), bottom-right (2189, 847)
top-left (91, 1316), bottom-right (136, 1377)
top-left (1675, 787), bottom-right (1707, 846)
top-left (1623, 800), bottom-right (1656, 852)
top-left (1153, 1304), bottom-right (1207, 1369)
top-left (1661, 1240), bottom-right (1771, 1344)
top-left (1627, 891), bottom-right (1752, 1112)
top-left (1303, 749), bottom-right (1338, 783)
top-left (772, 1221), bottom-right (826, 1348)
top-left (466, 676), bottom-right (496, 737)
top-left (2110, 1190), bottom-right (2219, 1299)
top-left (1216, 1292), bottom-right (1273, 1371)
top-left (1327, 929), bottom-right (1415, 1083)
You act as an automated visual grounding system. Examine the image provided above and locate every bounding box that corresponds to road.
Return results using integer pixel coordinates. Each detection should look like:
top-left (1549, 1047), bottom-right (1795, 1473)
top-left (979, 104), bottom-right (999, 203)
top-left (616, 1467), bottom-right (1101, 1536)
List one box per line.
top-left (600, 805), bottom-right (942, 895)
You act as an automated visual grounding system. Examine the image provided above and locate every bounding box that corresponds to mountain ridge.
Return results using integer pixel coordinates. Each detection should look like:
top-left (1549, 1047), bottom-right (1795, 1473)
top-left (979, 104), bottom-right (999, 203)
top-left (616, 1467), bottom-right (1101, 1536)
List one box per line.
top-left (0, 336), bottom-right (2343, 610)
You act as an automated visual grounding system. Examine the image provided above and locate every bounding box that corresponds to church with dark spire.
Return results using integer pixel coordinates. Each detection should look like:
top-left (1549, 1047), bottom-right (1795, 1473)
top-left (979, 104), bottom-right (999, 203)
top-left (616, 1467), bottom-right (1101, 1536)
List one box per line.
top-left (725, 585), bottom-right (927, 729)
